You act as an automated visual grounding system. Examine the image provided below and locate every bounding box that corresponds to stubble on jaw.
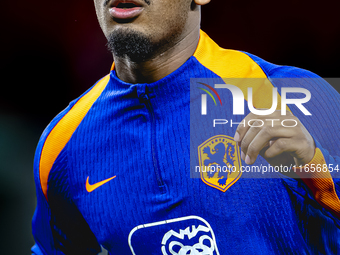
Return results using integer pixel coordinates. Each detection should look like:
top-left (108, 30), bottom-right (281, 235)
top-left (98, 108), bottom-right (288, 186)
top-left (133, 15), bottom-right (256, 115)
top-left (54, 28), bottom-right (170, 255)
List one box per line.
top-left (106, 29), bottom-right (154, 62)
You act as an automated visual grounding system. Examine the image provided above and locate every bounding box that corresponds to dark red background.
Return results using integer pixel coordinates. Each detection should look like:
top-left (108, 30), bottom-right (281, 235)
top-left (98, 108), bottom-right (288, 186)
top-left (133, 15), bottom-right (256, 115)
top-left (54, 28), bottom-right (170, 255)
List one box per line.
top-left (1, 0), bottom-right (339, 253)
top-left (2, 0), bottom-right (340, 123)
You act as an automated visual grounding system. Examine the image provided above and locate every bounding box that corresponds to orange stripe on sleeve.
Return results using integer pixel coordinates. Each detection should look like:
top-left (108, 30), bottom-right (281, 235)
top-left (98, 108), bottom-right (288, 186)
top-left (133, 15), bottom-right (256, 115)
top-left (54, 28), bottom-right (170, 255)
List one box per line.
top-left (39, 75), bottom-right (110, 200)
top-left (294, 148), bottom-right (340, 218)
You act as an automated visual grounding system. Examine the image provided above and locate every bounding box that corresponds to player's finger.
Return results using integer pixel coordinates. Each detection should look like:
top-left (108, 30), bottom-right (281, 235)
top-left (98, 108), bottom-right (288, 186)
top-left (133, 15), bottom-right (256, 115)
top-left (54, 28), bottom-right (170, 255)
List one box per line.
top-left (240, 120), bottom-right (264, 163)
top-left (264, 138), bottom-right (298, 159)
top-left (242, 124), bottom-right (276, 165)
top-left (242, 122), bottom-right (298, 164)
top-left (234, 110), bottom-right (288, 144)
top-left (234, 113), bottom-right (257, 144)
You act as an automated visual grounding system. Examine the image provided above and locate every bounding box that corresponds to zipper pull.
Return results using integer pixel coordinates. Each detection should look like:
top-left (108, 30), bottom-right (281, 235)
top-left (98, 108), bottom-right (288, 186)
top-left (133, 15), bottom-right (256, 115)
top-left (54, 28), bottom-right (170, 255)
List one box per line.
top-left (138, 91), bottom-right (155, 105)
top-left (139, 93), bottom-right (150, 104)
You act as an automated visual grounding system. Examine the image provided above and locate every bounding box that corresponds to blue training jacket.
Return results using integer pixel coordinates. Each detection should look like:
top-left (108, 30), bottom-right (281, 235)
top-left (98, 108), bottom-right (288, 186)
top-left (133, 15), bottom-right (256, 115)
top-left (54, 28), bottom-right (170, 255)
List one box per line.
top-left (32, 31), bottom-right (340, 255)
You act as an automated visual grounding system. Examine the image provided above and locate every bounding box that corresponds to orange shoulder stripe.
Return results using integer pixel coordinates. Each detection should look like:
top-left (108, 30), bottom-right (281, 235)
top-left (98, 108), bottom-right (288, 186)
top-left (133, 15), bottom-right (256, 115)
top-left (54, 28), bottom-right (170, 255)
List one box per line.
top-left (193, 30), bottom-right (285, 111)
top-left (39, 75), bottom-right (110, 200)
top-left (193, 30), bottom-right (266, 79)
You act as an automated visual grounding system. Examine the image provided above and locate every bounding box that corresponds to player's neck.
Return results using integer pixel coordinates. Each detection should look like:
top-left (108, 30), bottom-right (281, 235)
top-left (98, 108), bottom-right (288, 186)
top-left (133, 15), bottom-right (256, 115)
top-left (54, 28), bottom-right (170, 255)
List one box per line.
top-left (113, 26), bottom-right (200, 84)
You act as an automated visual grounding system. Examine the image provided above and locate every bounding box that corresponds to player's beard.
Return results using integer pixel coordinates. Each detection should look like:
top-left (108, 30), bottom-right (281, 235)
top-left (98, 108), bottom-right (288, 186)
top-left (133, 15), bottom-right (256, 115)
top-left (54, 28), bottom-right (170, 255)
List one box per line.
top-left (105, 0), bottom-right (193, 62)
top-left (107, 29), bottom-right (158, 62)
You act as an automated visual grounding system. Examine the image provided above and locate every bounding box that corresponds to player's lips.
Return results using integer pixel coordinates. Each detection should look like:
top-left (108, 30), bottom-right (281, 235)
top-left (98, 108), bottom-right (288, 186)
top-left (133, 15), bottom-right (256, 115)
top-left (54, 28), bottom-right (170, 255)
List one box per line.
top-left (109, 0), bottom-right (144, 20)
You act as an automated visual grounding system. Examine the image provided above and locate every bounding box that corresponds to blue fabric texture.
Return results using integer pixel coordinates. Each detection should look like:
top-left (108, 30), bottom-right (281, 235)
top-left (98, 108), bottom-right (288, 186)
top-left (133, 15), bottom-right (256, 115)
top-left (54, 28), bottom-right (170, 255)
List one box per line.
top-left (32, 44), bottom-right (340, 254)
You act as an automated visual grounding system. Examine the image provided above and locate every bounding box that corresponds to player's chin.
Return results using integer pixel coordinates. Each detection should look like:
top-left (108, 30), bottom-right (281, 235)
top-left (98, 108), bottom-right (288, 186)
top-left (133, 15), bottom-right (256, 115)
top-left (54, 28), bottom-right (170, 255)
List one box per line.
top-left (108, 22), bottom-right (148, 36)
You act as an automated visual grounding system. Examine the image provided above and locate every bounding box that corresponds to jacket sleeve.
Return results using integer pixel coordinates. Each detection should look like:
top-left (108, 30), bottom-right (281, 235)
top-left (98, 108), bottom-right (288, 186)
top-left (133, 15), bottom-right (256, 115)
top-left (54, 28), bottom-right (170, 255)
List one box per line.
top-left (268, 65), bottom-right (340, 223)
top-left (31, 175), bottom-right (56, 255)
top-left (31, 102), bottom-right (102, 255)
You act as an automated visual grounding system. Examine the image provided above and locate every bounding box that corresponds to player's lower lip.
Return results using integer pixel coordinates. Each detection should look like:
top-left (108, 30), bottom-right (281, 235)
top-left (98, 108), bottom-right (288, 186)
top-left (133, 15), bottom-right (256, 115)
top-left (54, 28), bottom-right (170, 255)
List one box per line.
top-left (109, 7), bottom-right (144, 19)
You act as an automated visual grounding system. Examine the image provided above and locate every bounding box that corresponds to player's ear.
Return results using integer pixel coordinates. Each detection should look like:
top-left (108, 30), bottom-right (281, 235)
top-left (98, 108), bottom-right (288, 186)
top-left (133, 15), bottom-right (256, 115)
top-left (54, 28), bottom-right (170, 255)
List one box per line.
top-left (194, 0), bottom-right (211, 6)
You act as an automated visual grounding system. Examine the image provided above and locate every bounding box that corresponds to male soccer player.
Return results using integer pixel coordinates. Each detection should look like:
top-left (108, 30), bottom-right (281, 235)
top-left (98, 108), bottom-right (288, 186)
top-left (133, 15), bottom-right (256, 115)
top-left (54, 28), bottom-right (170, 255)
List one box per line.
top-left (32, 0), bottom-right (340, 254)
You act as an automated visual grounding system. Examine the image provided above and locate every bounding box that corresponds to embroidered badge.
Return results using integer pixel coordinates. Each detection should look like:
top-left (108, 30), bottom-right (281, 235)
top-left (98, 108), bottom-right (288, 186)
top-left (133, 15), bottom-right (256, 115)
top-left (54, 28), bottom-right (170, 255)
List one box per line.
top-left (198, 135), bottom-right (242, 192)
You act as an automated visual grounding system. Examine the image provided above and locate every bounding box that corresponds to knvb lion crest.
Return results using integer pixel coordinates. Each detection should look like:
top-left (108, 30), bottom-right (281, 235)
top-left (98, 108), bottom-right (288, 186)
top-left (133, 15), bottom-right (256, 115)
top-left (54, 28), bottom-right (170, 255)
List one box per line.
top-left (198, 135), bottom-right (242, 192)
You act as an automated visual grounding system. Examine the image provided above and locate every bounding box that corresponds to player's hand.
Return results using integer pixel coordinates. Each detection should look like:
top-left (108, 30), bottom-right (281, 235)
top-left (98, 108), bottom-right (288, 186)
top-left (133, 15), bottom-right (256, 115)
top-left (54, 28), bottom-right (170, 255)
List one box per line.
top-left (233, 110), bottom-right (315, 167)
